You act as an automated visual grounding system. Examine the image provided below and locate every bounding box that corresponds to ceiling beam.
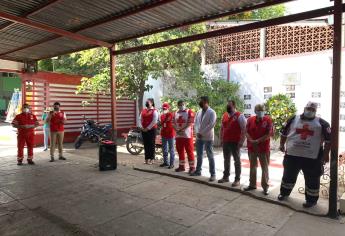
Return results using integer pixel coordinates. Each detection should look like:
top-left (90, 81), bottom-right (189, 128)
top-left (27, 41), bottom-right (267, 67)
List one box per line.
top-left (0, 0), bottom-right (176, 58)
top-left (113, 5), bottom-right (342, 55)
top-left (0, 11), bottom-right (112, 48)
top-left (112, 0), bottom-right (295, 43)
top-left (0, 0), bottom-right (63, 31)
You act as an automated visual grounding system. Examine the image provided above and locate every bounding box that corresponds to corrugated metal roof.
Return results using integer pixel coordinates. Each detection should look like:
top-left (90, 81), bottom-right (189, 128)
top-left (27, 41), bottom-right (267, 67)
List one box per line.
top-left (0, 0), bottom-right (285, 62)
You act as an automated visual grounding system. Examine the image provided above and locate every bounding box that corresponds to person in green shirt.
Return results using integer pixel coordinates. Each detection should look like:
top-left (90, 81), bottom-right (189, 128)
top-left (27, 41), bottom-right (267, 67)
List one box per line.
top-left (42, 108), bottom-right (50, 151)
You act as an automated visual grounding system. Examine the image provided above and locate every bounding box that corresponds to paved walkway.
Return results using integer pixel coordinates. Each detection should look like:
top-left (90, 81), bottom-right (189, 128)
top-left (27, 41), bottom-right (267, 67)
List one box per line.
top-left (0, 141), bottom-right (344, 236)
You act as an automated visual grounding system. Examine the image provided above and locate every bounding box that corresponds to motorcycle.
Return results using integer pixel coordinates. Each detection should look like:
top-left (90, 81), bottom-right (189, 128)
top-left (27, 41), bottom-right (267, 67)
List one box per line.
top-left (74, 119), bottom-right (112, 149)
top-left (122, 127), bottom-right (162, 158)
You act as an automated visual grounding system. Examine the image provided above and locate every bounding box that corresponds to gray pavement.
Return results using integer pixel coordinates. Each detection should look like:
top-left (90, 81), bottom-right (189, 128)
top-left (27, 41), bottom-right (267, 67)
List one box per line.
top-left (0, 139), bottom-right (344, 235)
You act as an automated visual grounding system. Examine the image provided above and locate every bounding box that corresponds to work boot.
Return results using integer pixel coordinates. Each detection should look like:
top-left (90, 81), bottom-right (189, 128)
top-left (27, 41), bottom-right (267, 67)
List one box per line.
top-left (175, 166), bottom-right (185, 172)
top-left (218, 177), bottom-right (230, 183)
top-left (231, 180), bottom-right (240, 187)
top-left (17, 160), bottom-right (23, 166)
top-left (59, 156), bottom-right (66, 160)
top-left (278, 194), bottom-right (287, 201)
top-left (27, 160), bottom-right (35, 165)
top-left (160, 163), bottom-right (169, 167)
top-left (263, 189), bottom-right (269, 195)
top-left (49, 157), bottom-right (55, 162)
top-left (303, 201), bottom-right (317, 208)
top-left (190, 171), bottom-right (201, 176)
top-left (188, 167), bottom-right (195, 174)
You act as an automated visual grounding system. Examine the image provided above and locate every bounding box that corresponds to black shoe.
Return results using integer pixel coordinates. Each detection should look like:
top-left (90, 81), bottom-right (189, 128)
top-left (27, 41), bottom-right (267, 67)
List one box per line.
top-left (159, 163), bottom-right (169, 167)
top-left (190, 171), bottom-right (201, 176)
top-left (243, 186), bottom-right (256, 191)
top-left (278, 194), bottom-right (287, 201)
top-left (218, 178), bottom-right (230, 183)
top-left (59, 156), bottom-right (66, 160)
top-left (303, 201), bottom-right (317, 208)
top-left (27, 160), bottom-right (35, 165)
top-left (168, 165), bottom-right (174, 169)
top-left (17, 161), bottom-right (23, 166)
top-left (49, 159), bottom-right (55, 162)
top-left (263, 189), bottom-right (269, 195)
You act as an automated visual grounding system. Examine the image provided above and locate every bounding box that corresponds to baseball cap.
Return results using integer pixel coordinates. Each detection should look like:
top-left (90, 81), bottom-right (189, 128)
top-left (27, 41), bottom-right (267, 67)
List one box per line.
top-left (162, 102), bottom-right (170, 110)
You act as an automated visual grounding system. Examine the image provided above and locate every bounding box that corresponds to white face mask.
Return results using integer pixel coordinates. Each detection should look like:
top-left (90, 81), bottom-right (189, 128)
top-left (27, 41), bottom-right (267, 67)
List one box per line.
top-left (178, 105), bottom-right (186, 111)
top-left (23, 108), bottom-right (29, 113)
top-left (255, 111), bottom-right (265, 118)
top-left (304, 110), bottom-right (316, 119)
top-left (163, 110), bottom-right (168, 114)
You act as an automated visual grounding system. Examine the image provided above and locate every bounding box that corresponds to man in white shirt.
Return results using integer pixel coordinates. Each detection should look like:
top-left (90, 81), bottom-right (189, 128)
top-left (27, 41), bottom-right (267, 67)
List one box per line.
top-left (191, 96), bottom-right (217, 181)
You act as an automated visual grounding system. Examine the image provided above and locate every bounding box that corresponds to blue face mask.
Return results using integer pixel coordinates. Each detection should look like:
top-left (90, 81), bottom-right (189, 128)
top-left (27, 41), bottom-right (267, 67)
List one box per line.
top-left (304, 110), bottom-right (316, 119)
top-left (255, 111), bottom-right (265, 118)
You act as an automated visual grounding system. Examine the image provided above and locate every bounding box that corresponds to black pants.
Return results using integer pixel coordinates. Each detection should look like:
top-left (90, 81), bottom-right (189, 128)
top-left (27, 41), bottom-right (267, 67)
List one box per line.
top-left (142, 128), bottom-right (156, 160)
top-left (223, 142), bottom-right (241, 181)
top-left (280, 154), bottom-right (323, 203)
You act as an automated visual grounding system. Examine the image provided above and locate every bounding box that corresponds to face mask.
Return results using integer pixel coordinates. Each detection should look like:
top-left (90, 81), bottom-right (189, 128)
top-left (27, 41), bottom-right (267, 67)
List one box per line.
top-left (304, 110), bottom-right (316, 119)
top-left (227, 106), bottom-right (234, 114)
top-left (199, 102), bottom-right (204, 108)
top-left (23, 108), bottom-right (29, 113)
top-left (145, 102), bottom-right (150, 108)
top-left (54, 107), bottom-right (59, 111)
top-left (255, 111), bottom-right (265, 118)
top-left (163, 110), bottom-right (168, 114)
top-left (178, 105), bottom-right (185, 111)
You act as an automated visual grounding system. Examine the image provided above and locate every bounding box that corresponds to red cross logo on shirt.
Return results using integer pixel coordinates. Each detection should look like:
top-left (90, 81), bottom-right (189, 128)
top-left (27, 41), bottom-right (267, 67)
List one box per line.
top-left (176, 115), bottom-right (186, 128)
top-left (296, 124), bottom-right (314, 140)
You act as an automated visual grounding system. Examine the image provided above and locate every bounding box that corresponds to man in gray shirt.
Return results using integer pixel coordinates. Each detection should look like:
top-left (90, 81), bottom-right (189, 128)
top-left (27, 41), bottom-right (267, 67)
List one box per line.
top-left (191, 96), bottom-right (217, 181)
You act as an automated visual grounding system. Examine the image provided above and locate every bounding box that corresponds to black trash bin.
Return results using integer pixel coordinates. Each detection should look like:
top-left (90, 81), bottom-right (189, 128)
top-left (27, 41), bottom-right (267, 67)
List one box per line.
top-left (99, 140), bottom-right (117, 171)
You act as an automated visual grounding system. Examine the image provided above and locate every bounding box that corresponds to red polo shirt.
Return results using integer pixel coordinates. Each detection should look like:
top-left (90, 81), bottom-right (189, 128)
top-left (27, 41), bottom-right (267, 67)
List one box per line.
top-left (246, 115), bottom-right (273, 153)
top-left (12, 112), bottom-right (37, 133)
top-left (222, 112), bottom-right (242, 143)
top-left (160, 112), bottom-right (176, 139)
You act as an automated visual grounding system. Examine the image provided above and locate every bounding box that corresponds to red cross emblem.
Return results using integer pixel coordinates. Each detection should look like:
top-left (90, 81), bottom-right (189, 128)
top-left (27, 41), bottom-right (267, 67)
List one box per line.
top-left (296, 124), bottom-right (314, 140)
top-left (176, 115), bottom-right (185, 127)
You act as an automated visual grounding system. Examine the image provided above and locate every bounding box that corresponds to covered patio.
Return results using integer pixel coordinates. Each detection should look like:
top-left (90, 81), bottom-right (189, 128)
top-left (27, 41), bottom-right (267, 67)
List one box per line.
top-left (0, 0), bottom-right (343, 219)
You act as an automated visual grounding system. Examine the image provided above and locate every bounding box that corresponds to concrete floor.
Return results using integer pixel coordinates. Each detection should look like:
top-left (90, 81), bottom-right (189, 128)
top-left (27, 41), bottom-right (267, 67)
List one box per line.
top-left (0, 140), bottom-right (344, 236)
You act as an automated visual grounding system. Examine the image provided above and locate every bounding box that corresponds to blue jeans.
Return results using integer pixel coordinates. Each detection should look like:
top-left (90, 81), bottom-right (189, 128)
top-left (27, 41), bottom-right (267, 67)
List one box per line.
top-left (43, 127), bottom-right (50, 149)
top-left (162, 137), bottom-right (175, 166)
top-left (196, 139), bottom-right (215, 176)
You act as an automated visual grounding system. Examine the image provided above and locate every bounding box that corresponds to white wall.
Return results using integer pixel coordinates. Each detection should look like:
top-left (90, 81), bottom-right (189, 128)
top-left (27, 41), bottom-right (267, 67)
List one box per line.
top-left (0, 59), bottom-right (24, 71)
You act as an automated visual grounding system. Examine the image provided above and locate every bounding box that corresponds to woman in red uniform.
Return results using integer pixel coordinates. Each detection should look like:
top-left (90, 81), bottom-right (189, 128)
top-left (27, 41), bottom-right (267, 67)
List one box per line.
top-left (140, 98), bottom-right (158, 164)
top-left (11, 103), bottom-right (39, 165)
top-left (159, 102), bottom-right (176, 168)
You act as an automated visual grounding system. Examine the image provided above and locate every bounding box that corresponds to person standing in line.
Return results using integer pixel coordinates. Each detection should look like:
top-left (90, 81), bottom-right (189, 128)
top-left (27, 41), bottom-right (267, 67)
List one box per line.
top-left (42, 108), bottom-right (50, 151)
top-left (244, 104), bottom-right (273, 195)
top-left (11, 103), bottom-right (39, 165)
top-left (159, 102), bottom-right (176, 169)
top-left (218, 100), bottom-right (246, 187)
top-left (173, 100), bottom-right (195, 173)
top-left (191, 96), bottom-right (217, 182)
top-left (278, 102), bottom-right (331, 208)
top-left (47, 102), bottom-right (67, 162)
top-left (140, 98), bottom-right (158, 165)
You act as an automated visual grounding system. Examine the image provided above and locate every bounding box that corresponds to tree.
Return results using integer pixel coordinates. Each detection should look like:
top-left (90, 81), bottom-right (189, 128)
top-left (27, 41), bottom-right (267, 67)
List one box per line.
top-left (227, 5), bottom-right (286, 20)
top-left (73, 24), bottom-right (206, 111)
top-left (265, 94), bottom-right (297, 140)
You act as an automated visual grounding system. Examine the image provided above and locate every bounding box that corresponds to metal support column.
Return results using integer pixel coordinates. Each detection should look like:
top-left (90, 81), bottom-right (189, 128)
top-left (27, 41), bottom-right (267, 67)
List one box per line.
top-left (328, 0), bottom-right (343, 219)
top-left (109, 45), bottom-right (117, 142)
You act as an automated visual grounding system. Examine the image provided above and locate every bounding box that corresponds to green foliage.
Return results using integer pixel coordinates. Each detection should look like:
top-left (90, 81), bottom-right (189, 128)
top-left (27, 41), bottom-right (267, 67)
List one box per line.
top-left (68, 24), bottom-right (206, 111)
top-left (162, 78), bottom-right (244, 135)
top-left (227, 5), bottom-right (286, 20)
top-left (265, 94), bottom-right (297, 140)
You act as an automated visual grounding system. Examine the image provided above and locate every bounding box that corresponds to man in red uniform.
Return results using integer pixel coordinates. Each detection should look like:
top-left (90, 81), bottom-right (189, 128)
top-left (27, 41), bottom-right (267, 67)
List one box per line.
top-left (11, 103), bottom-right (39, 165)
top-left (173, 100), bottom-right (195, 173)
top-left (218, 100), bottom-right (246, 187)
top-left (159, 102), bottom-right (176, 168)
top-left (47, 102), bottom-right (67, 162)
top-left (244, 104), bottom-right (273, 195)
